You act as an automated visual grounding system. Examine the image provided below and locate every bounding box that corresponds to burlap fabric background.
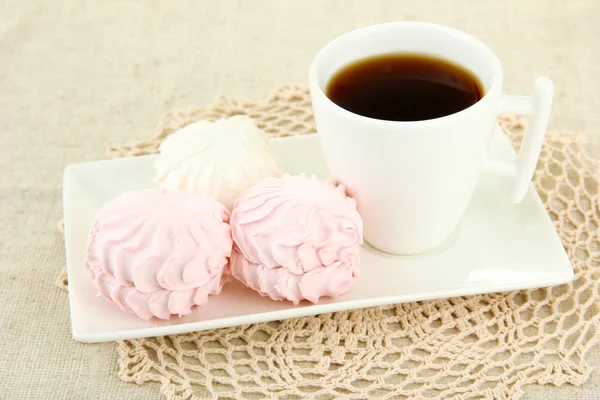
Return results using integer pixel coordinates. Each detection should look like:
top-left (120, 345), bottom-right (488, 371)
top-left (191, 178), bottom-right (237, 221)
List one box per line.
top-left (2, 1), bottom-right (600, 398)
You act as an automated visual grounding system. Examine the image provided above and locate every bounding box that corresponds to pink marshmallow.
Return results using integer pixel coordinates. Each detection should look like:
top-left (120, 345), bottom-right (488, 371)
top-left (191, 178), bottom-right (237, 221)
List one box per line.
top-left (85, 189), bottom-right (232, 320)
top-left (230, 174), bottom-right (363, 304)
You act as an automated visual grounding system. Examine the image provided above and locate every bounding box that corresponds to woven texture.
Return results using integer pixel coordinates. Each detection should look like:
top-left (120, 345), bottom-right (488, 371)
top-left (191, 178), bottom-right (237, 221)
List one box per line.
top-left (59, 84), bottom-right (600, 400)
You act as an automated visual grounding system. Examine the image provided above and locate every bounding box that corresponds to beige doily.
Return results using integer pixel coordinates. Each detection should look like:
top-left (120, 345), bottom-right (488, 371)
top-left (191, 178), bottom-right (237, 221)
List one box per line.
top-left (59, 84), bottom-right (600, 400)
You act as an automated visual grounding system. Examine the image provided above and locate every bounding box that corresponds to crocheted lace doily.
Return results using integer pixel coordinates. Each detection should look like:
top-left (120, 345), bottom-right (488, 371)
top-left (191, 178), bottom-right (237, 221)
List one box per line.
top-left (58, 84), bottom-right (600, 400)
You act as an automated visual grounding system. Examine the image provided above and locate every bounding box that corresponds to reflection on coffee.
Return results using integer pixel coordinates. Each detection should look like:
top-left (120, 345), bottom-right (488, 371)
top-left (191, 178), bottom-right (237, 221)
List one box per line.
top-left (326, 53), bottom-right (483, 122)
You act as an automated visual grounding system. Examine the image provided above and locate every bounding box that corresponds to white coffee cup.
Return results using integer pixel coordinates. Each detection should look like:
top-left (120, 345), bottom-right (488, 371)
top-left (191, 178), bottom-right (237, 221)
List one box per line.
top-left (309, 22), bottom-right (553, 255)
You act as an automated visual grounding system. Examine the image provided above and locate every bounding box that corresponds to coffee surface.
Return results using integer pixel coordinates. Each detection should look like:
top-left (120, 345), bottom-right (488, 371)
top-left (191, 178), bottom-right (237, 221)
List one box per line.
top-left (326, 53), bottom-right (483, 121)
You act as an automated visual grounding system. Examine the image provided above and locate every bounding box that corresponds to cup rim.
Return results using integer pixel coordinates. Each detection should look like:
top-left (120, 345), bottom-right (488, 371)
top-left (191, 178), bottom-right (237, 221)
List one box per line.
top-left (308, 22), bottom-right (504, 126)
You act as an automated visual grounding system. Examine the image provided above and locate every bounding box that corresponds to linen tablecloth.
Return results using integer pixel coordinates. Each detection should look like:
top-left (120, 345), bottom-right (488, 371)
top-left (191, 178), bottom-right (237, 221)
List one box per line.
top-left (1, 1), bottom-right (599, 398)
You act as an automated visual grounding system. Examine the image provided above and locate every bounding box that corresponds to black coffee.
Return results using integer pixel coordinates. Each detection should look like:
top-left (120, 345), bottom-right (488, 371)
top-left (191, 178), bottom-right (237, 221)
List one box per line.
top-left (326, 53), bottom-right (483, 122)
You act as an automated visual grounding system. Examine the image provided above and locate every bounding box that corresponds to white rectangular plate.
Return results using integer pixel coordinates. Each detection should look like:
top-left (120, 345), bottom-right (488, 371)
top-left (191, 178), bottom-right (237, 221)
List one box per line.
top-left (64, 128), bottom-right (573, 343)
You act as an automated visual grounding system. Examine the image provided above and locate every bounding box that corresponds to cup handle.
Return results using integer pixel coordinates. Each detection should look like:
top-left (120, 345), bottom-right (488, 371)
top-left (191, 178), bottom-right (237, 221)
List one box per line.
top-left (485, 77), bottom-right (554, 204)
